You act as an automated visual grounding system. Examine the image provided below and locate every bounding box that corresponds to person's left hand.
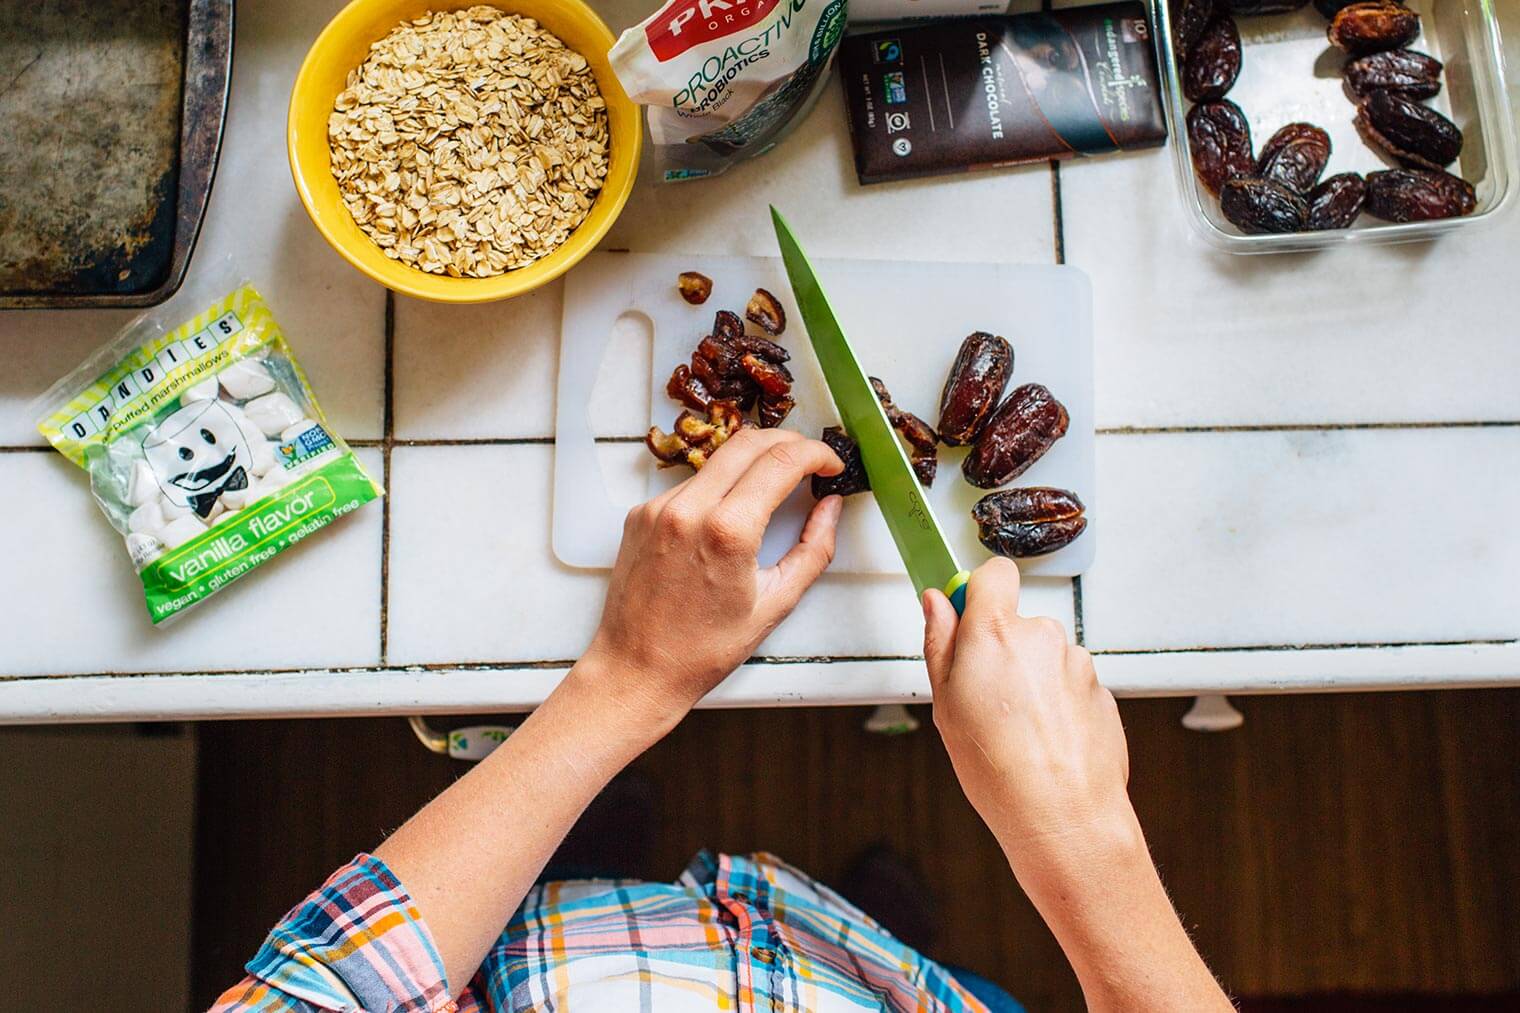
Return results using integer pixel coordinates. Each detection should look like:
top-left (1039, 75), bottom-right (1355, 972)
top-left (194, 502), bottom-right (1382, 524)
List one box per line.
top-left (580, 427), bottom-right (844, 728)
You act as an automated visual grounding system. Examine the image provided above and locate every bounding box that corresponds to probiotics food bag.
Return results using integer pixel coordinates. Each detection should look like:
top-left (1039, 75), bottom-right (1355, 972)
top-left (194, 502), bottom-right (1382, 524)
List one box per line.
top-left (610, 0), bottom-right (849, 181)
top-left (35, 284), bottom-right (382, 625)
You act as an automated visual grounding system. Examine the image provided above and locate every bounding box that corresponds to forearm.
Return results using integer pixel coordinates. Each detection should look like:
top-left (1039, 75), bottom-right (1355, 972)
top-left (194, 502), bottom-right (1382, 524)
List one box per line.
top-left (1001, 808), bottom-right (1233, 1013)
top-left (374, 655), bottom-right (674, 995)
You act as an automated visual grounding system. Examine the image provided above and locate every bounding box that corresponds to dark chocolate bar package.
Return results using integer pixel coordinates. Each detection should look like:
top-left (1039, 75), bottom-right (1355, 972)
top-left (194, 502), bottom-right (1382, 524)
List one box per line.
top-left (840, 3), bottom-right (1167, 184)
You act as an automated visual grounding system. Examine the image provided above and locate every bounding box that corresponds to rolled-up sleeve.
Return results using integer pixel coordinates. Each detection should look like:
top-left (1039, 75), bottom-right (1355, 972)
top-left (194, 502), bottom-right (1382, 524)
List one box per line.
top-left (211, 853), bottom-right (456, 1013)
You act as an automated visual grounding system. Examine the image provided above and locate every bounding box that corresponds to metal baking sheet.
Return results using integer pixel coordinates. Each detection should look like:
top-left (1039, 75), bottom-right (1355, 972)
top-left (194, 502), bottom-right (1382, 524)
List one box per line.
top-left (0, 0), bottom-right (232, 308)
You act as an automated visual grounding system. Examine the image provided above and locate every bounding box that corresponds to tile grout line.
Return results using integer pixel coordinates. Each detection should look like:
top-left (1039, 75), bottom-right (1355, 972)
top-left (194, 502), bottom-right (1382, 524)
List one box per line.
top-left (379, 290), bottom-right (396, 666)
top-left (4, 637), bottom-right (1514, 683)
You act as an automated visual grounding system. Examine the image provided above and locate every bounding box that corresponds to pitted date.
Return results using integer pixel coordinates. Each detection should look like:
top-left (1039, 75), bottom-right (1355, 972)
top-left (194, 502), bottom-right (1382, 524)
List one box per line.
top-left (666, 364), bottom-right (712, 411)
top-left (1221, 178), bottom-right (1308, 234)
top-left (1305, 173), bottom-right (1367, 230)
top-left (677, 271), bottom-right (712, 304)
top-left (1187, 100), bottom-right (1254, 197)
top-left (1343, 49), bottom-right (1443, 101)
top-left (1183, 16), bottom-right (1242, 102)
top-left (1223, 0), bottom-right (1309, 12)
top-left (1329, 2), bottom-right (1420, 56)
top-left (811, 426), bottom-right (869, 499)
top-left (937, 331), bottom-right (1013, 446)
top-left (963, 383), bottom-right (1069, 489)
top-left (646, 401), bottom-right (751, 471)
top-left (972, 488), bottom-right (1088, 558)
top-left (1172, 0), bottom-right (1215, 56)
top-left (1356, 90), bottom-right (1462, 170)
top-left (1256, 123), bottom-right (1331, 193)
top-left (712, 309), bottom-right (745, 343)
top-left (745, 288), bottom-right (786, 336)
top-left (758, 395), bottom-right (795, 429)
top-left (871, 376), bottom-right (939, 486)
top-left (1365, 169), bottom-right (1476, 222)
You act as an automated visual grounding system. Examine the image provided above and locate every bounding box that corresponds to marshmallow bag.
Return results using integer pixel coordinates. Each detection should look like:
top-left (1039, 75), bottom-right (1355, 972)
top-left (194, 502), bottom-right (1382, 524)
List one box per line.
top-left (36, 284), bottom-right (383, 625)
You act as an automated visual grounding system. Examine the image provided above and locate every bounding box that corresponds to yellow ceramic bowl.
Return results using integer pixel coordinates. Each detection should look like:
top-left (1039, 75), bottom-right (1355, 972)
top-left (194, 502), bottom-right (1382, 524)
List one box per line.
top-left (288, 0), bottom-right (640, 303)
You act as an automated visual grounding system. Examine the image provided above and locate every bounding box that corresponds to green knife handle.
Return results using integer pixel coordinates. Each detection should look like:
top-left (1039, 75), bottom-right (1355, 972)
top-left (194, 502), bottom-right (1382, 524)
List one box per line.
top-left (945, 571), bottom-right (970, 617)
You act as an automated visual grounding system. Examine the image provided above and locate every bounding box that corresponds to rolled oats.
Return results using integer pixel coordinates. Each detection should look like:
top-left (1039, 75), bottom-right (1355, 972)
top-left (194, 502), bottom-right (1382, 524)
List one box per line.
top-left (328, 6), bottom-right (609, 278)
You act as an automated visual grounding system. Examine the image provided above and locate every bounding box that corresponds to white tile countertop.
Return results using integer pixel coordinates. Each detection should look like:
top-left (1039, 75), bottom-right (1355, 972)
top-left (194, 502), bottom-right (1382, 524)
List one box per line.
top-left (2, 0), bottom-right (1518, 722)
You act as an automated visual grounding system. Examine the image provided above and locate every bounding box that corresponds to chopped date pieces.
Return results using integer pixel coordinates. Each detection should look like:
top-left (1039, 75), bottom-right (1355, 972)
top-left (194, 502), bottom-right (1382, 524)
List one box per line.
top-left (1256, 123), bottom-right (1331, 193)
top-left (1356, 90), bottom-right (1462, 170)
top-left (811, 426), bottom-right (870, 498)
top-left (712, 309), bottom-right (745, 343)
top-left (745, 288), bottom-right (786, 335)
top-left (1365, 169), bottom-right (1476, 222)
top-left (1187, 100), bottom-right (1255, 197)
top-left (1221, 178), bottom-right (1308, 234)
top-left (963, 383), bottom-right (1069, 489)
top-left (1305, 173), bottom-right (1367, 230)
top-left (973, 487), bottom-right (1088, 558)
top-left (1173, 0), bottom-right (1215, 56)
top-left (1329, 2), bottom-right (1420, 56)
top-left (871, 376), bottom-right (940, 487)
top-left (666, 302), bottom-right (795, 429)
top-left (1343, 49), bottom-right (1443, 101)
top-left (677, 271), bottom-right (713, 304)
top-left (646, 401), bottom-right (751, 471)
top-left (666, 364), bottom-right (713, 411)
top-left (938, 331), bottom-right (1013, 446)
top-left (1183, 16), bottom-right (1242, 103)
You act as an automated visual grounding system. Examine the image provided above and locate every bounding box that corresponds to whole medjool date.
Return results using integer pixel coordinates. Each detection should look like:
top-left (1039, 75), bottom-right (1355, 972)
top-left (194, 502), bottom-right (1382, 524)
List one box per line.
top-left (1183, 16), bottom-right (1242, 102)
top-left (1187, 99), bottom-right (1255, 196)
top-left (1256, 123), bottom-right (1332, 193)
top-left (1329, 2), bottom-right (1420, 56)
top-left (1365, 169), bottom-right (1476, 221)
top-left (1356, 90), bottom-right (1462, 170)
top-left (1343, 49), bottom-right (1443, 101)
top-left (1220, 178), bottom-right (1309, 233)
top-left (1305, 173), bottom-right (1367, 230)
top-left (1173, 0), bottom-right (1216, 56)
top-left (937, 331), bottom-right (1013, 446)
top-left (963, 384), bottom-right (1069, 489)
top-left (972, 488), bottom-right (1088, 558)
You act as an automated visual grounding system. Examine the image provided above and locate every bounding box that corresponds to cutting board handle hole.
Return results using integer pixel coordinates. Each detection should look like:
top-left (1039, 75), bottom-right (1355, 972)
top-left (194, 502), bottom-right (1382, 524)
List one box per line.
top-left (588, 310), bottom-right (654, 429)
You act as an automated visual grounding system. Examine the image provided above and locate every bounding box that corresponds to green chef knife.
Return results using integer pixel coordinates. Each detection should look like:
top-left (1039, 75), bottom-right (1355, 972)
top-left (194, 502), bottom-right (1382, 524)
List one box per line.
top-left (771, 206), bottom-right (970, 615)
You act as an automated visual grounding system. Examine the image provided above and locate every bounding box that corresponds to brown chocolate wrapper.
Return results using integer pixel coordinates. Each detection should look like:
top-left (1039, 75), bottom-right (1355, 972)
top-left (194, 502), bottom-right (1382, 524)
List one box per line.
top-left (840, 3), bottom-right (1167, 184)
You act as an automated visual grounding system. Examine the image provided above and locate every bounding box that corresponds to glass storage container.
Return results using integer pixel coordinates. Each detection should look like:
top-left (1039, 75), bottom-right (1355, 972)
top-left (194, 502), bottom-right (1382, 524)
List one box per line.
top-left (1151, 0), bottom-right (1516, 252)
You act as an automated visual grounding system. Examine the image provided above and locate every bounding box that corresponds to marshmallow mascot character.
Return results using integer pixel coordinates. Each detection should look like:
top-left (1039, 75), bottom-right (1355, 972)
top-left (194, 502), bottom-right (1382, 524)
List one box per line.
top-left (142, 400), bottom-right (254, 519)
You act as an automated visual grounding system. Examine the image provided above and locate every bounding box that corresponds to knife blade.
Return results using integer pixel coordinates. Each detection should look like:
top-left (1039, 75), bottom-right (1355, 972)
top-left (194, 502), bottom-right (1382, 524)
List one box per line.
top-left (771, 206), bottom-right (969, 614)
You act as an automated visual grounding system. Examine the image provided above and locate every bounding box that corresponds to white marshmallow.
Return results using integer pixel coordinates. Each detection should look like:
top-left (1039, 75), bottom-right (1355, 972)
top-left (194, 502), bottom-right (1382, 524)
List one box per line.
top-left (127, 460), bottom-right (159, 507)
top-left (242, 392), bottom-right (303, 437)
top-left (180, 377), bottom-right (220, 405)
top-left (127, 499), bottom-right (166, 536)
top-left (125, 532), bottom-right (165, 567)
top-left (213, 509), bottom-right (241, 527)
top-left (158, 495), bottom-right (191, 522)
top-left (249, 439), bottom-right (277, 477)
top-left (256, 467), bottom-right (293, 496)
top-left (218, 359), bottom-right (276, 400)
top-left (205, 498), bottom-right (227, 522)
top-left (158, 514), bottom-right (208, 549)
top-left (219, 481), bottom-right (260, 510)
top-left (281, 419), bottom-right (319, 443)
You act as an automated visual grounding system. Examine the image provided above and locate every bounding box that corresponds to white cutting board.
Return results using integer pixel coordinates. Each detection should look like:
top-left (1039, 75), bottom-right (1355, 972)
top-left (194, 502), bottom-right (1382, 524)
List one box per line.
top-left (554, 253), bottom-right (1095, 577)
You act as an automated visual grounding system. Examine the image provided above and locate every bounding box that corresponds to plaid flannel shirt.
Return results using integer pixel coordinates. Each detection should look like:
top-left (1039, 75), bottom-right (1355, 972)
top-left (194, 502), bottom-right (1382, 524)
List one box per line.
top-left (212, 851), bottom-right (989, 1012)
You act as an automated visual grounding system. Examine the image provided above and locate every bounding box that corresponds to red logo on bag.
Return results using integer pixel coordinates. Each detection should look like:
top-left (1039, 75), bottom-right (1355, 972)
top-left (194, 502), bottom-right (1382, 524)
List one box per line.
top-left (645, 0), bottom-right (779, 61)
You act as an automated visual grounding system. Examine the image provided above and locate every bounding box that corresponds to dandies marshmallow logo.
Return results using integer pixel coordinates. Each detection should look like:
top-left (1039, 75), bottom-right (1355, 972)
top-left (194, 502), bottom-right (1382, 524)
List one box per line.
top-left (644, 0), bottom-right (780, 61)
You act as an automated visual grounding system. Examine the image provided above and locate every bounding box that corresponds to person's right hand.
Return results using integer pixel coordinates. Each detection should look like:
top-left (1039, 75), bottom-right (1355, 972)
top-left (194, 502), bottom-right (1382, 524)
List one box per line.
top-left (922, 558), bottom-right (1138, 881)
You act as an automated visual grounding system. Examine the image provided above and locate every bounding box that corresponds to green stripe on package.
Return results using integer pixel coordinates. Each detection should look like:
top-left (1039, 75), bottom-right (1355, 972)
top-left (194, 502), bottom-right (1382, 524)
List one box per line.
top-left (35, 283), bottom-right (382, 625)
